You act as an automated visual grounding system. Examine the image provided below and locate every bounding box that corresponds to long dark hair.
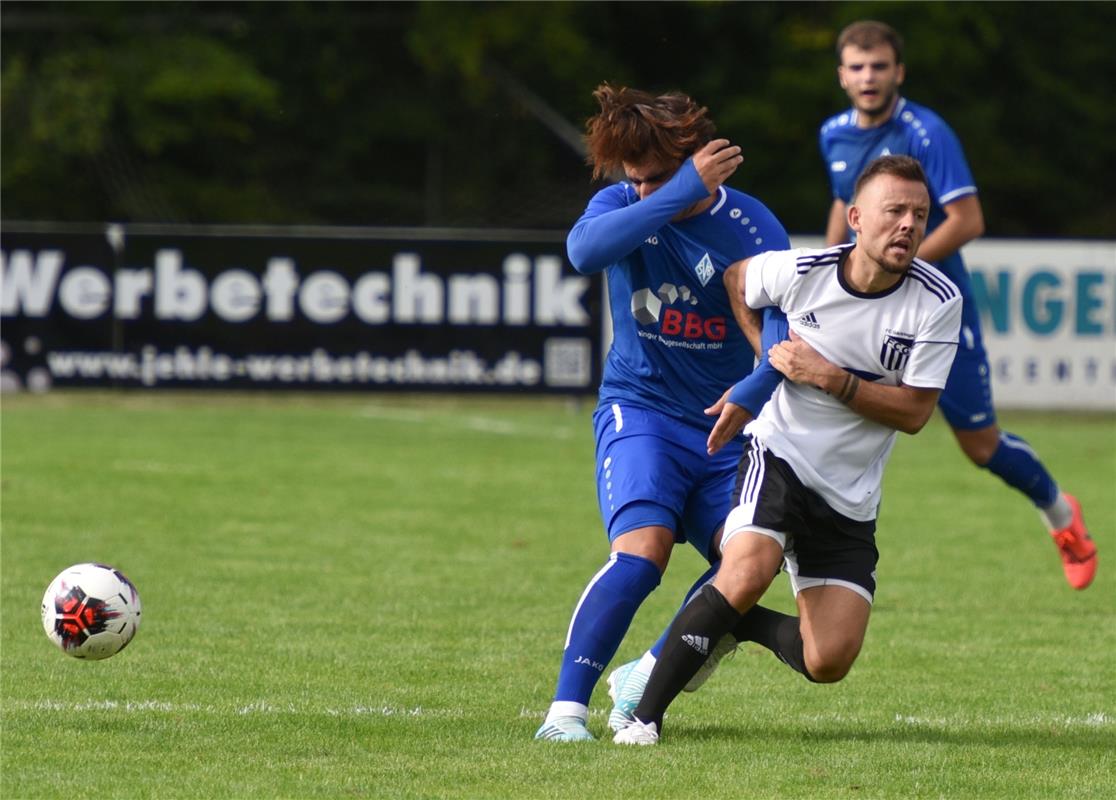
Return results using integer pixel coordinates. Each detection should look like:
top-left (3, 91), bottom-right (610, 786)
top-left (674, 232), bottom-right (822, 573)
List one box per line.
top-left (583, 83), bottom-right (716, 180)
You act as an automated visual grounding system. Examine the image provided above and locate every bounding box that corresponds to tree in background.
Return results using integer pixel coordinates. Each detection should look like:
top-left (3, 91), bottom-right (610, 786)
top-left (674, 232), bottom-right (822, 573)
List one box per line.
top-left (2, 1), bottom-right (1113, 236)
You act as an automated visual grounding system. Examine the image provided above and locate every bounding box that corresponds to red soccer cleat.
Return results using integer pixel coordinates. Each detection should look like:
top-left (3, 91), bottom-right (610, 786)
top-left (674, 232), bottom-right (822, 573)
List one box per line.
top-left (1051, 494), bottom-right (1097, 590)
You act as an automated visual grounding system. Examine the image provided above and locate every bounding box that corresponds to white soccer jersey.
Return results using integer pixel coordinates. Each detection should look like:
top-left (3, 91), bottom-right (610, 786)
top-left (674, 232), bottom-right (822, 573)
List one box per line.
top-left (744, 244), bottom-right (962, 521)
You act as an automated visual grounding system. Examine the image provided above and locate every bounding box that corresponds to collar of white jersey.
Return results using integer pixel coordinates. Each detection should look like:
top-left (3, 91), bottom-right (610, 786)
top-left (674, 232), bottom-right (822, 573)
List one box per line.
top-left (850, 96), bottom-right (907, 128)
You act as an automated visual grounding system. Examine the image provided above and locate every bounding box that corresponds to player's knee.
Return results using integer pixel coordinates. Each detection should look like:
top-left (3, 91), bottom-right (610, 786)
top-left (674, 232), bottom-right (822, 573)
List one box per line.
top-left (713, 559), bottom-right (775, 610)
top-left (611, 526), bottom-right (673, 572)
top-left (964, 445), bottom-right (996, 467)
top-left (804, 659), bottom-right (851, 683)
top-left (804, 640), bottom-right (861, 683)
top-left (714, 533), bottom-right (783, 609)
top-left (954, 426), bottom-right (1000, 466)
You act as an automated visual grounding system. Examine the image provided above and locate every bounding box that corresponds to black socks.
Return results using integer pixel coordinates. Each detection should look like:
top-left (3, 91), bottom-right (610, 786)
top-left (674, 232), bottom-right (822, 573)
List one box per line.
top-left (733, 604), bottom-right (816, 681)
top-left (632, 584), bottom-right (740, 727)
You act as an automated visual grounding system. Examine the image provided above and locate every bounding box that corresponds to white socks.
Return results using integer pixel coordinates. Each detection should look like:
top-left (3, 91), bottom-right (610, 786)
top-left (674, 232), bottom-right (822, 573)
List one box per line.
top-left (544, 701), bottom-right (588, 723)
top-left (635, 650), bottom-right (658, 676)
top-left (1039, 492), bottom-right (1073, 532)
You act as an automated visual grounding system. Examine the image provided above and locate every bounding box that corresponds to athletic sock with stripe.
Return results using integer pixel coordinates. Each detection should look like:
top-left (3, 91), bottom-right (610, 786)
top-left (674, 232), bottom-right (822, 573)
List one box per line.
top-left (631, 583), bottom-right (740, 729)
top-left (551, 552), bottom-right (661, 706)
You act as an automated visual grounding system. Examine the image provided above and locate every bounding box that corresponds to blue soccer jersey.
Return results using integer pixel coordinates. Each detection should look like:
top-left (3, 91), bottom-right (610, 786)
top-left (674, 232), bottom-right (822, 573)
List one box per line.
top-left (567, 159), bottom-right (790, 431)
top-left (819, 97), bottom-right (976, 290)
top-left (819, 97), bottom-right (997, 429)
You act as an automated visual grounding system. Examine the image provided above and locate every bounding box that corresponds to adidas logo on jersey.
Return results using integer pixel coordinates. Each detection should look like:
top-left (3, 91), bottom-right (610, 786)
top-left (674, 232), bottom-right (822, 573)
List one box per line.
top-left (797, 312), bottom-right (821, 329)
top-left (681, 634), bottom-right (710, 655)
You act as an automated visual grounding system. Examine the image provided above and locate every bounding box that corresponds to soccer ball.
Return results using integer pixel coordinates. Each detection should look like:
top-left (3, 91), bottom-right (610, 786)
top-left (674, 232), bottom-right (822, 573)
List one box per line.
top-left (41, 563), bottom-right (142, 660)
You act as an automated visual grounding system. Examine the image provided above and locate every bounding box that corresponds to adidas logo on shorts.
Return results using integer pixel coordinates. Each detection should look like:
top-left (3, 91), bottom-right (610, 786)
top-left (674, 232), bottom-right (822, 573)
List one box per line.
top-left (681, 634), bottom-right (709, 655)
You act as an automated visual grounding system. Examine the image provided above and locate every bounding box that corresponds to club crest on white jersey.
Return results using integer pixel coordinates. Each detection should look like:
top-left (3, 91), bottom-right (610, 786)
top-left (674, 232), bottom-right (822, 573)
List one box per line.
top-left (880, 332), bottom-right (915, 371)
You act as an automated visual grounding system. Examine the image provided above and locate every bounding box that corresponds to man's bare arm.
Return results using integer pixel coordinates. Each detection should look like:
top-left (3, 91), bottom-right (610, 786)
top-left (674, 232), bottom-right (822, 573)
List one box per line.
top-left (825, 198), bottom-right (849, 246)
top-left (918, 194), bottom-right (985, 263)
top-left (723, 260), bottom-right (761, 355)
top-left (769, 333), bottom-right (940, 434)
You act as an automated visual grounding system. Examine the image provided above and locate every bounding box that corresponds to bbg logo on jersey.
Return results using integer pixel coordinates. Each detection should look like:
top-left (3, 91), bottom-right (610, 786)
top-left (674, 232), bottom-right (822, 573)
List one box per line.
top-left (630, 277), bottom-right (726, 349)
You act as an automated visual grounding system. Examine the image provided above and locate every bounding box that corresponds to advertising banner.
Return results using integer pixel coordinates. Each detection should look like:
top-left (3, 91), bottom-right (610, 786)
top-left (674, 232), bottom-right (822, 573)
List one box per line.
top-left (4, 225), bottom-right (1112, 409)
top-left (1, 223), bottom-right (602, 393)
top-left (790, 236), bottom-right (1115, 411)
top-left (963, 239), bottom-right (1115, 411)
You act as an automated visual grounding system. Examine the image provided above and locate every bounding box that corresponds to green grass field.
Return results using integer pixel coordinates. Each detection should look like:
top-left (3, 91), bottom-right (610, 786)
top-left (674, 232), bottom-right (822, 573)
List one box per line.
top-left (2, 392), bottom-right (1113, 799)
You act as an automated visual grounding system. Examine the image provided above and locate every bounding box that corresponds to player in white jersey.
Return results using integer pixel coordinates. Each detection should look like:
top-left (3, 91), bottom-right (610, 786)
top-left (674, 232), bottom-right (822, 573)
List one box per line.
top-left (734, 242), bottom-right (960, 521)
top-left (614, 155), bottom-right (962, 745)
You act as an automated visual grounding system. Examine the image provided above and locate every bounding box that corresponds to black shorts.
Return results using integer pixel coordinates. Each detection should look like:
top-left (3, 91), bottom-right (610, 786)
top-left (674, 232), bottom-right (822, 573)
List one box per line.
top-left (724, 435), bottom-right (879, 602)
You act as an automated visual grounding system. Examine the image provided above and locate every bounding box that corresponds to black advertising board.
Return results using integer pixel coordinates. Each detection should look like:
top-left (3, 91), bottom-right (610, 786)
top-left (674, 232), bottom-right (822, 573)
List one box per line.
top-left (0, 223), bottom-right (602, 393)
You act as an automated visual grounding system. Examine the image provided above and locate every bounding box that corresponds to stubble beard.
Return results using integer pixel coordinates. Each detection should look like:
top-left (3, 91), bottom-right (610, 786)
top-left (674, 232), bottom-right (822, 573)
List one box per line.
top-left (879, 244), bottom-right (915, 275)
top-left (880, 257), bottom-right (912, 276)
top-left (856, 86), bottom-right (899, 125)
top-left (867, 241), bottom-right (915, 277)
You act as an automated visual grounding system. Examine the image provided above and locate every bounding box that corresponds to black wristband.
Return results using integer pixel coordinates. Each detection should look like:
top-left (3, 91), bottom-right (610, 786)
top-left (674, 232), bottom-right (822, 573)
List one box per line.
top-left (838, 374), bottom-right (860, 404)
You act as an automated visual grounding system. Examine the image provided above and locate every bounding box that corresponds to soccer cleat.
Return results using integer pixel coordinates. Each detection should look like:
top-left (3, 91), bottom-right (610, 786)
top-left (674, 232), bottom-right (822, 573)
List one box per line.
top-left (683, 633), bottom-right (738, 692)
top-left (613, 718), bottom-right (660, 746)
top-left (534, 716), bottom-right (595, 742)
top-left (606, 659), bottom-right (651, 732)
top-left (1051, 493), bottom-right (1097, 590)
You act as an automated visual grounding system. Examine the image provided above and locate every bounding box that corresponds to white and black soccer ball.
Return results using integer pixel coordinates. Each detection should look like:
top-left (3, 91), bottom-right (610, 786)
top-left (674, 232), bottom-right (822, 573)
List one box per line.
top-left (41, 563), bottom-right (142, 660)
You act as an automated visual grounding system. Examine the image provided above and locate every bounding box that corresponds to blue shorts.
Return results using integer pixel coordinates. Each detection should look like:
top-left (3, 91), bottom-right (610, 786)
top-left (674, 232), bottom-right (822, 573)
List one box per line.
top-left (593, 403), bottom-right (743, 562)
top-left (938, 300), bottom-right (997, 430)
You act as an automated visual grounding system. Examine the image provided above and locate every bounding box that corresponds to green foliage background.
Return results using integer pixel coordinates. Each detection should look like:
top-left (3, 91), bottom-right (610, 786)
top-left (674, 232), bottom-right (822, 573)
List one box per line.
top-left (3, 1), bottom-right (1115, 235)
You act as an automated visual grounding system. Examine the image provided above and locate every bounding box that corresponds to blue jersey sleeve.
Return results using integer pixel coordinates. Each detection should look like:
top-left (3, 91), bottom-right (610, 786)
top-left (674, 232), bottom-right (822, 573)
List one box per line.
top-left (566, 160), bottom-right (711, 274)
top-left (726, 306), bottom-right (788, 416)
top-left (818, 125), bottom-right (841, 199)
top-left (750, 205), bottom-right (791, 253)
top-left (914, 113), bottom-right (978, 207)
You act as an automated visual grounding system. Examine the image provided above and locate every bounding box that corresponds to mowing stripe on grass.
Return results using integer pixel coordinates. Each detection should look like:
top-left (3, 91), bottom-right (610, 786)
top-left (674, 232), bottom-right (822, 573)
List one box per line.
top-left (515, 705), bottom-right (1113, 729)
top-left (25, 699), bottom-right (1106, 729)
top-left (357, 405), bottom-right (575, 437)
top-left (11, 699), bottom-right (466, 718)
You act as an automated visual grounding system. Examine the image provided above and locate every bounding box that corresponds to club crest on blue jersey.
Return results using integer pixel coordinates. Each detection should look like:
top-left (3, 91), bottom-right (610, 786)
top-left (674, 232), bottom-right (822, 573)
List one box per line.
top-left (694, 253), bottom-right (715, 287)
top-left (880, 333), bottom-right (915, 371)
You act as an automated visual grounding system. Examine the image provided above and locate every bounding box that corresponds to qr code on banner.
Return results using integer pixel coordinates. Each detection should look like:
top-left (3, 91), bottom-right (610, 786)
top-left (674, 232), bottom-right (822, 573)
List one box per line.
top-left (544, 337), bottom-right (592, 388)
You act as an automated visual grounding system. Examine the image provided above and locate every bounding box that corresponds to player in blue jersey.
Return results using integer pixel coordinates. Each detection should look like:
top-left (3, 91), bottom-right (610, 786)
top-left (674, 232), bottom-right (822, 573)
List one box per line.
top-left (819, 21), bottom-right (1096, 590)
top-left (534, 83), bottom-right (790, 742)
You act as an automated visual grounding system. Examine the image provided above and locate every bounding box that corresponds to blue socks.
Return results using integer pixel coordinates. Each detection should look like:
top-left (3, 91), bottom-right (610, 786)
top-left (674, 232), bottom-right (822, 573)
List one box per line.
top-left (553, 552), bottom-right (661, 704)
top-left (649, 562), bottom-right (719, 658)
top-left (982, 431), bottom-right (1059, 508)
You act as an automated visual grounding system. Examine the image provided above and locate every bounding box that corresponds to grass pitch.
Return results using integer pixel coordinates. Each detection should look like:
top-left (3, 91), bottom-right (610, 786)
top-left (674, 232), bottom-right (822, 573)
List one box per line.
top-left (2, 392), bottom-right (1113, 799)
